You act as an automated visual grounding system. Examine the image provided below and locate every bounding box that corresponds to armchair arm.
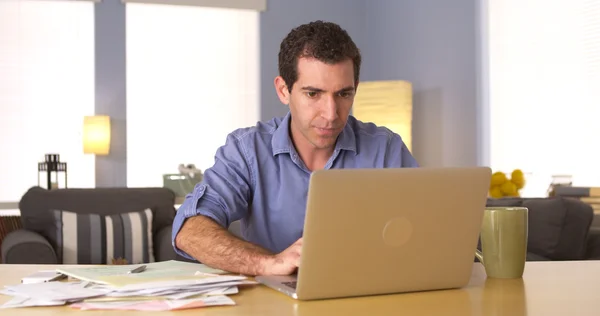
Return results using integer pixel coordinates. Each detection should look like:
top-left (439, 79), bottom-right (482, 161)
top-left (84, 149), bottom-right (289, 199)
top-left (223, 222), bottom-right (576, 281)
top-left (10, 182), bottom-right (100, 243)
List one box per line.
top-left (526, 252), bottom-right (551, 261)
top-left (1, 229), bottom-right (58, 264)
top-left (585, 228), bottom-right (600, 260)
top-left (154, 225), bottom-right (198, 263)
top-left (154, 225), bottom-right (177, 262)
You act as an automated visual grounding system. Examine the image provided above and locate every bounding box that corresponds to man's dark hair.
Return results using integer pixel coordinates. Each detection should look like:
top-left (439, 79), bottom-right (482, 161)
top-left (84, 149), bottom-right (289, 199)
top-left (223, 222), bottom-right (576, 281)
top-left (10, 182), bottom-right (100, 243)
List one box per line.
top-left (278, 20), bottom-right (361, 92)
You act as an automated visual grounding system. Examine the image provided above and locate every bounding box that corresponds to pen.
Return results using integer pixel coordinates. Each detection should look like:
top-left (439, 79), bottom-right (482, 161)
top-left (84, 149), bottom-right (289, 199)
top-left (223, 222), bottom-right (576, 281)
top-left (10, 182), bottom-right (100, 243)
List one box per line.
top-left (48, 273), bottom-right (68, 282)
top-left (127, 265), bottom-right (147, 274)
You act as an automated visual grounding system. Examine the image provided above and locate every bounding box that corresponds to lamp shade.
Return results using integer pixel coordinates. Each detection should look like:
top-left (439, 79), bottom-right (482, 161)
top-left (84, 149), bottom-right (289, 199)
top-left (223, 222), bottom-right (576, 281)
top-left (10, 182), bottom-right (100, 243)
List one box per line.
top-left (352, 80), bottom-right (413, 151)
top-left (83, 115), bottom-right (111, 155)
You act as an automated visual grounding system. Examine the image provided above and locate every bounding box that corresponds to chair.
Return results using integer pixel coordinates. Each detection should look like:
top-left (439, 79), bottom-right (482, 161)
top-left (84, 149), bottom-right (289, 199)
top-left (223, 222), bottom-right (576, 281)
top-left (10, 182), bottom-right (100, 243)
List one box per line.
top-left (1, 186), bottom-right (181, 264)
top-left (484, 196), bottom-right (598, 260)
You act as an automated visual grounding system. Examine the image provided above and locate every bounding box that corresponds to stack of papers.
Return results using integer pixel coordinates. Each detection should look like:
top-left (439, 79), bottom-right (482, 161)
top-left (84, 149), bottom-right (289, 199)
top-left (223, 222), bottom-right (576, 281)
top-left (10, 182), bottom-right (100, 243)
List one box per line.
top-left (0, 260), bottom-right (257, 311)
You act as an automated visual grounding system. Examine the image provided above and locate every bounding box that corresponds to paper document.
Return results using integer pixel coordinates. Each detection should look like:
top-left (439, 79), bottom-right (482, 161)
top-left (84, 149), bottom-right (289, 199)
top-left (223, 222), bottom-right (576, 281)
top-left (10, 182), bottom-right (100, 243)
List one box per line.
top-left (70, 295), bottom-right (236, 311)
top-left (81, 286), bottom-right (239, 302)
top-left (111, 275), bottom-right (247, 292)
top-left (56, 260), bottom-right (227, 287)
top-left (1, 260), bottom-right (257, 311)
top-left (0, 281), bottom-right (109, 308)
top-left (81, 281), bottom-right (250, 302)
top-left (0, 296), bottom-right (66, 309)
top-left (20, 270), bottom-right (67, 284)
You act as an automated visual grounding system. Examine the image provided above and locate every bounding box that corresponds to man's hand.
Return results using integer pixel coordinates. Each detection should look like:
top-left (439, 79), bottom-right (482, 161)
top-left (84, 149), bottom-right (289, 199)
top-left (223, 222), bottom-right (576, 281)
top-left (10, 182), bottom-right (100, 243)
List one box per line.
top-left (261, 238), bottom-right (303, 275)
top-left (177, 215), bottom-right (303, 276)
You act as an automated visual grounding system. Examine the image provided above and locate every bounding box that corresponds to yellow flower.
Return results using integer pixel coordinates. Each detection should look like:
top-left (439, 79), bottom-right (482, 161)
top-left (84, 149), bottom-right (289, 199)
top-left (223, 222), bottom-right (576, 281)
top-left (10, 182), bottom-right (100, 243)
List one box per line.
top-left (491, 172), bottom-right (508, 187)
top-left (511, 169), bottom-right (525, 189)
top-left (488, 169), bottom-right (525, 198)
top-left (489, 186), bottom-right (503, 198)
top-left (501, 181), bottom-right (518, 196)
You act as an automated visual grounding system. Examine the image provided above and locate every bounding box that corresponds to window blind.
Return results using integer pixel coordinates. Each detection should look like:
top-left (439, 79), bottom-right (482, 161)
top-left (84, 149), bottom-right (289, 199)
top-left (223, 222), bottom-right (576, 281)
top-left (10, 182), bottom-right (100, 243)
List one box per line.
top-left (125, 3), bottom-right (260, 188)
top-left (0, 0), bottom-right (96, 202)
top-left (488, 0), bottom-right (600, 196)
top-left (121, 0), bottom-right (266, 11)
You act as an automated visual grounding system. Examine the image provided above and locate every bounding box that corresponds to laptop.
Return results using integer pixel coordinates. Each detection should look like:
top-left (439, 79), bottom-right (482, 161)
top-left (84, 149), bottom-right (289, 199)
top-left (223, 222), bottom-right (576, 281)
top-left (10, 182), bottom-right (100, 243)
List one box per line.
top-left (255, 167), bottom-right (492, 300)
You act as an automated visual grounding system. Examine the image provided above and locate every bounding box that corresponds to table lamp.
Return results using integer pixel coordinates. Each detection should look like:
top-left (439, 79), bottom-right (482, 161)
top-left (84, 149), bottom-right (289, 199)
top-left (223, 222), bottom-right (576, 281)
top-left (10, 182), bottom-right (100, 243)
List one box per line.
top-left (83, 115), bottom-right (111, 155)
top-left (352, 80), bottom-right (413, 151)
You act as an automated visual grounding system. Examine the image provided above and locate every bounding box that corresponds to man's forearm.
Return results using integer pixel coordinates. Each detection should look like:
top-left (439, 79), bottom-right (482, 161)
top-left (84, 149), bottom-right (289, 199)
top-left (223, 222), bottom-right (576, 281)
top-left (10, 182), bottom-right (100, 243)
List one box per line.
top-left (175, 215), bottom-right (274, 275)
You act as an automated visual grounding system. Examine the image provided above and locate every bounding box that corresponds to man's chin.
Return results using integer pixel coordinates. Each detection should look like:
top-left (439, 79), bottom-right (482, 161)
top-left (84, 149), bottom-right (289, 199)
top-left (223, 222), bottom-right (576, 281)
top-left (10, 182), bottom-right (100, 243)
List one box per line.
top-left (310, 136), bottom-right (338, 150)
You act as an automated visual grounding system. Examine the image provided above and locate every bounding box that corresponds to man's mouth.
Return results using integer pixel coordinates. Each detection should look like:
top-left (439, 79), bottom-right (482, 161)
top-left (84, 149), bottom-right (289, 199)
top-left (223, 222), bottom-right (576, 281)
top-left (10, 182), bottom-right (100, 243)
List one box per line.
top-left (315, 127), bottom-right (338, 136)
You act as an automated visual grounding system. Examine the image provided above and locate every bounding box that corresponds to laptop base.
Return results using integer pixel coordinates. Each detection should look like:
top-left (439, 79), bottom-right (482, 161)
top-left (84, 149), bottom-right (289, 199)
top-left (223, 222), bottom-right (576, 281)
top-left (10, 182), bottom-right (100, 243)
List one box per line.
top-left (255, 275), bottom-right (298, 299)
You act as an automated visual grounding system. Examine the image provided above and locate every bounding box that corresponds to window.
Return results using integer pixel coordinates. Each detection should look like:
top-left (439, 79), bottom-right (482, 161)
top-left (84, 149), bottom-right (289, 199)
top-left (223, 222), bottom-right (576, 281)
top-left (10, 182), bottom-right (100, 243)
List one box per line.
top-left (0, 0), bottom-right (95, 202)
top-left (126, 3), bottom-right (260, 187)
top-left (488, 0), bottom-right (600, 196)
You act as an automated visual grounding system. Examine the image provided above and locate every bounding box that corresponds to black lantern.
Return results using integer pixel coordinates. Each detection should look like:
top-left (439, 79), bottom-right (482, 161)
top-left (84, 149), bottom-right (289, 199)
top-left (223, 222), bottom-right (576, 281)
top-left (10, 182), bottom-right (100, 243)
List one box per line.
top-left (38, 154), bottom-right (67, 190)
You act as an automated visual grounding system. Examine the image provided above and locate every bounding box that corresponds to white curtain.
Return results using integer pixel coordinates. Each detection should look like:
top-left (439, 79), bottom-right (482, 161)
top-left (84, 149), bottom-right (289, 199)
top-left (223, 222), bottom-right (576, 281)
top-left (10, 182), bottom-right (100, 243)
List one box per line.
top-left (488, 0), bottom-right (600, 196)
top-left (0, 0), bottom-right (95, 202)
top-left (125, 3), bottom-right (260, 188)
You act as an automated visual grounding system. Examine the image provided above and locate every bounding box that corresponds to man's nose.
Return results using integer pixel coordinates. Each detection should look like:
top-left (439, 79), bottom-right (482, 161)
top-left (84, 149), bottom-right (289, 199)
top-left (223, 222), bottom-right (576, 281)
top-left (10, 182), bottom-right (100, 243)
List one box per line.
top-left (321, 96), bottom-right (338, 121)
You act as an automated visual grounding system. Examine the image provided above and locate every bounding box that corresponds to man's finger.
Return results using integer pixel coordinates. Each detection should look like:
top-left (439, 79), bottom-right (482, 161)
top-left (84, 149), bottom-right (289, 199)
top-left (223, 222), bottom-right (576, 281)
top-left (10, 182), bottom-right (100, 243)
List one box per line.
top-left (292, 245), bottom-right (302, 256)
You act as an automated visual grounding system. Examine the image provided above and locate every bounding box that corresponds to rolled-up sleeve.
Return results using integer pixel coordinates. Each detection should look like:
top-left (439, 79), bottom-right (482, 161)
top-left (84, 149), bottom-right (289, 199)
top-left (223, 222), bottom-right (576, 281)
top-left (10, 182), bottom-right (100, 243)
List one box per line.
top-left (171, 132), bottom-right (254, 259)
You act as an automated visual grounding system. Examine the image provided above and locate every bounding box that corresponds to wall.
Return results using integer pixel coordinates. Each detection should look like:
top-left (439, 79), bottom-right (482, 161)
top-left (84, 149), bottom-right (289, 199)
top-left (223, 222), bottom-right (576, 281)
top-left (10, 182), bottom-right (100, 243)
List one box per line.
top-left (259, 0), bottom-right (366, 120)
top-left (95, 0), bottom-right (127, 187)
top-left (363, 0), bottom-right (484, 167)
top-left (97, 0), bottom-right (485, 187)
top-left (0, 0), bottom-right (486, 199)
top-left (259, 0), bottom-right (485, 167)
top-left (95, 0), bottom-right (368, 187)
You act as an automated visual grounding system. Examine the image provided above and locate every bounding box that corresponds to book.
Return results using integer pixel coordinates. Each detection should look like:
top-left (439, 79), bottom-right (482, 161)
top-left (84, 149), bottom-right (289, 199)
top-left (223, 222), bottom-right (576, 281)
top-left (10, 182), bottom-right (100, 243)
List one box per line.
top-left (553, 186), bottom-right (600, 197)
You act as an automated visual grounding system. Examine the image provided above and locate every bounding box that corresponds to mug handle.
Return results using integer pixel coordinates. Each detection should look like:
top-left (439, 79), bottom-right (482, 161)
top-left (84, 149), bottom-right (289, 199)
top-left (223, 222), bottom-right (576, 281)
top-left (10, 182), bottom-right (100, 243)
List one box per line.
top-left (475, 250), bottom-right (484, 264)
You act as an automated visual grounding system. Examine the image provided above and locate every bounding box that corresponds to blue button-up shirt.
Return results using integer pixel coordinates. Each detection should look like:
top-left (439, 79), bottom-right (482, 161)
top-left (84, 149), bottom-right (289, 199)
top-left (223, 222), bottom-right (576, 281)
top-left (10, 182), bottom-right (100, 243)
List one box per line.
top-left (172, 112), bottom-right (418, 260)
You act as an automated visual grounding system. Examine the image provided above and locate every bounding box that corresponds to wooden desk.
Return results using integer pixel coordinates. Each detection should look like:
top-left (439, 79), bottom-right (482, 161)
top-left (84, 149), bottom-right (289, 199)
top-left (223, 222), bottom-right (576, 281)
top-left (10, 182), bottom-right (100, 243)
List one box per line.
top-left (1, 261), bottom-right (599, 315)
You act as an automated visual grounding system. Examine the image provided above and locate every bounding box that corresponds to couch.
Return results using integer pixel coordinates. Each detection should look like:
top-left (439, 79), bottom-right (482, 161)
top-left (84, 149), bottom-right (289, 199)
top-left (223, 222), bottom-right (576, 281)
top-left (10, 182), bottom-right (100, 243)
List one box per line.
top-left (485, 196), bottom-right (600, 261)
top-left (5, 187), bottom-right (597, 264)
top-left (1, 186), bottom-right (184, 264)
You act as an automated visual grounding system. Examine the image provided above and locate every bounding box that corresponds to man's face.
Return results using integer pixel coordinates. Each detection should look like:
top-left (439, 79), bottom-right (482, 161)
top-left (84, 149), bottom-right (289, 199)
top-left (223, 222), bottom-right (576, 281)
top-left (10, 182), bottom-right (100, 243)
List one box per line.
top-left (275, 57), bottom-right (357, 150)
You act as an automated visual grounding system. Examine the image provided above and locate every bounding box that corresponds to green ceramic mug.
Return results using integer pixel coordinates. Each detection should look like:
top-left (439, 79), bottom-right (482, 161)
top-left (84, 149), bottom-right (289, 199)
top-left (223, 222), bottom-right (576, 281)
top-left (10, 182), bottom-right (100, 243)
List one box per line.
top-left (475, 206), bottom-right (528, 278)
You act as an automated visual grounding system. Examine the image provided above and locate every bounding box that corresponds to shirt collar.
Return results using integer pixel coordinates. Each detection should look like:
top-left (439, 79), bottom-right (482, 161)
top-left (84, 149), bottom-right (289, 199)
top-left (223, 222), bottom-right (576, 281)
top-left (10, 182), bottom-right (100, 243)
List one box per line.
top-left (271, 111), bottom-right (357, 156)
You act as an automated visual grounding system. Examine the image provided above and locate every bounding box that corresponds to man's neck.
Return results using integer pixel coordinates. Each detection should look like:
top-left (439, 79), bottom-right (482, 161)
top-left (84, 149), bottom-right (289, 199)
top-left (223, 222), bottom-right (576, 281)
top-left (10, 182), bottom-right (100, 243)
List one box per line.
top-left (298, 146), bottom-right (333, 171)
top-left (289, 125), bottom-right (334, 171)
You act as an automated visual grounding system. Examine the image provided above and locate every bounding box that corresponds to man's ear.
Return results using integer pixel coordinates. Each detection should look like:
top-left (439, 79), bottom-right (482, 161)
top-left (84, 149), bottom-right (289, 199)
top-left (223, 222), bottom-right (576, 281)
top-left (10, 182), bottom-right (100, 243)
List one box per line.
top-left (274, 76), bottom-right (290, 105)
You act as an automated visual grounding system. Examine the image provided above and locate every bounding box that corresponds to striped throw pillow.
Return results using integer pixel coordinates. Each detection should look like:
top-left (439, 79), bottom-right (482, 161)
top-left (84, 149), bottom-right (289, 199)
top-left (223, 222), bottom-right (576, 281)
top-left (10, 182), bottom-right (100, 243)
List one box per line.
top-left (52, 208), bottom-right (155, 265)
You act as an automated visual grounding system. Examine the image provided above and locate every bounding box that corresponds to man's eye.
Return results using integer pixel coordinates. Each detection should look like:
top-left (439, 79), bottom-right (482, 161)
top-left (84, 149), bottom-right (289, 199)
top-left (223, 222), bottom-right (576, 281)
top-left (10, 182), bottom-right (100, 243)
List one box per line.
top-left (339, 91), bottom-right (353, 98)
top-left (306, 91), bottom-right (318, 98)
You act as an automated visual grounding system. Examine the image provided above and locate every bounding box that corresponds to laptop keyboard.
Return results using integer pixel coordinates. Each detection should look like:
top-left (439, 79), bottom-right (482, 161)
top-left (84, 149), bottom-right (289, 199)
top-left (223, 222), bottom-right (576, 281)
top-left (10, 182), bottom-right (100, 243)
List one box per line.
top-left (282, 281), bottom-right (297, 289)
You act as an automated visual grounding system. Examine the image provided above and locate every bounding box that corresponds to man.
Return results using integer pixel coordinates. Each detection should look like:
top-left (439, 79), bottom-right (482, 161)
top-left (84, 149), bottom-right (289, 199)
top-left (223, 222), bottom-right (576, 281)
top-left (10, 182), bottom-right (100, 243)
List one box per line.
top-left (172, 20), bottom-right (418, 276)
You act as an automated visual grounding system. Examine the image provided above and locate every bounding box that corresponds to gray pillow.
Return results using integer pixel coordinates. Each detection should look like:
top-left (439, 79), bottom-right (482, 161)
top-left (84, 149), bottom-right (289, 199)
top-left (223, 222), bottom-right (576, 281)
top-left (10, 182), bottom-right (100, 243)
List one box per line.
top-left (52, 208), bottom-right (155, 265)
